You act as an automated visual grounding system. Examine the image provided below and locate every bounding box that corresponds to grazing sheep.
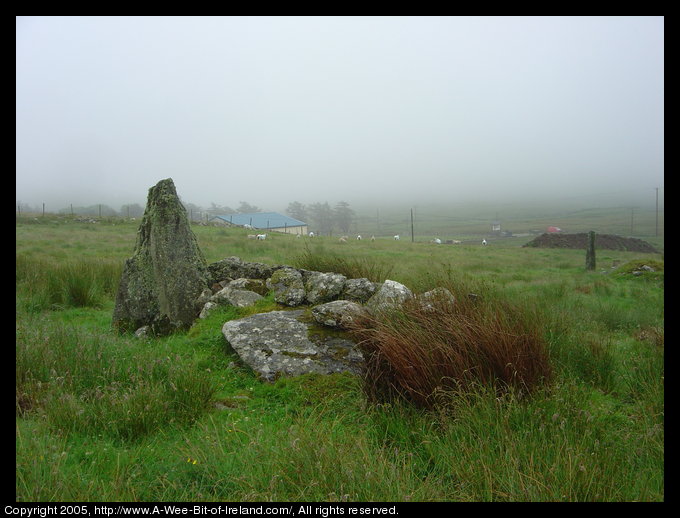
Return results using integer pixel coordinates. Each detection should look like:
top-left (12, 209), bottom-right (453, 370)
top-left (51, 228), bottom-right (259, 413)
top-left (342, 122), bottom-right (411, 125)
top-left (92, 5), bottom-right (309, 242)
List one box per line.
top-left (371, 235), bottom-right (376, 241)
top-left (482, 239), bottom-right (487, 245)
top-left (394, 235), bottom-right (400, 241)
top-left (357, 235), bottom-right (362, 240)
top-left (257, 234), bottom-right (267, 240)
top-left (451, 239), bottom-right (461, 244)
top-left (247, 234), bottom-right (257, 239)
top-left (433, 238), bottom-right (441, 244)
top-left (339, 236), bottom-right (348, 243)
top-left (309, 232), bottom-right (315, 238)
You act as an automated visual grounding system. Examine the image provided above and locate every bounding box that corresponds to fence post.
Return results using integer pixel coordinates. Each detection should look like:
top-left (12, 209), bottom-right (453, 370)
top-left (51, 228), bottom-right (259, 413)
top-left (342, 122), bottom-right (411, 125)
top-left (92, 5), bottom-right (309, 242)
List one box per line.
top-left (585, 231), bottom-right (596, 271)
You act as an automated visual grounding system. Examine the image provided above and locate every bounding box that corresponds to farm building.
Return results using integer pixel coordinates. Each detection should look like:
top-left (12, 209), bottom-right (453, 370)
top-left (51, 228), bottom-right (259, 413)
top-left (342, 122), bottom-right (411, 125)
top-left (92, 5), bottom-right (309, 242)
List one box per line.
top-left (212, 212), bottom-right (308, 235)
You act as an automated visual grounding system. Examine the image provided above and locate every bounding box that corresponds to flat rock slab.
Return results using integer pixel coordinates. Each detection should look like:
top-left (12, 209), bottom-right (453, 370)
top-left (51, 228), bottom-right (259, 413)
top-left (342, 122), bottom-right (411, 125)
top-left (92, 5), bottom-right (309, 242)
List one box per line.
top-left (222, 310), bottom-right (363, 382)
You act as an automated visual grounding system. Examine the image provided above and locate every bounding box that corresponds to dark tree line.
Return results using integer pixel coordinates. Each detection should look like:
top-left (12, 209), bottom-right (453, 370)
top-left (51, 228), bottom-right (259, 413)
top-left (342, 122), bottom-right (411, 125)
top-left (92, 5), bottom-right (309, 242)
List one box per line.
top-left (286, 201), bottom-right (355, 236)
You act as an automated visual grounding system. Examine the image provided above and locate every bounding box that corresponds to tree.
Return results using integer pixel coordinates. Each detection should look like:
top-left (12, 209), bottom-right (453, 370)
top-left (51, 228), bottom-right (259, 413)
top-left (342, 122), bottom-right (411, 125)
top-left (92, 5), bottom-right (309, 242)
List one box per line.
top-left (237, 201), bottom-right (260, 213)
top-left (182, 202), bottom-right (204, 222)
top-left (308, 202), bottom-right (334, 236)
top-left (120, 203), bottom-right (144, 218)
top-left (334, 201), bottom-right (355, 234)
top-left (207, 203), bottom-right (235, 216)
top-left (286, 201), bottom-right (308, 222)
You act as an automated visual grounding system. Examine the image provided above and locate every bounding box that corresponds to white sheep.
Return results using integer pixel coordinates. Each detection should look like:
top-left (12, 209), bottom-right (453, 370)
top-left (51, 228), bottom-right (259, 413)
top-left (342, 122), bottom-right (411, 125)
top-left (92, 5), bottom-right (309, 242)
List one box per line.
top-left (247, 234), bottom-right (257, 239)
top-left (257, 234), bottom-right (267, 240)
top-left (482, 239), bottom-right (487, 245)
top-left (339, 236), bottom-right (348, 243)
top-left (308, 232), bottom-right (315, 238)
top-left (433, 238), bottom-right (442, 244)
top-left (394, 235), bottom-right (400, 241)
top-left (357, 235), bottom-right (362, 240)
top-left (371, 235), bottom-right (376, 241)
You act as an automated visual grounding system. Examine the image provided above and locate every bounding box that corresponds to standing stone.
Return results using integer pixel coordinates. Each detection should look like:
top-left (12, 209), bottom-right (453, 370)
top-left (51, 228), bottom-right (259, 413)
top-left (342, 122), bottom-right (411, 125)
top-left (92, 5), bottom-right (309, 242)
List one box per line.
top-left (585, 230), bottom-right (596, 271)
top-left (112, 178), bottom-right (211, 335)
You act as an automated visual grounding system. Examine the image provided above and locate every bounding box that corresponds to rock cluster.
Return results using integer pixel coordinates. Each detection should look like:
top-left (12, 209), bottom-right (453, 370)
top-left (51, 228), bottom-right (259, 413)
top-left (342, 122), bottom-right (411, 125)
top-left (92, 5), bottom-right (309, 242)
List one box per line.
top-left (113, 179), bottom-right (455, 381)
top-left (203, 256), bottom-right (454, 382)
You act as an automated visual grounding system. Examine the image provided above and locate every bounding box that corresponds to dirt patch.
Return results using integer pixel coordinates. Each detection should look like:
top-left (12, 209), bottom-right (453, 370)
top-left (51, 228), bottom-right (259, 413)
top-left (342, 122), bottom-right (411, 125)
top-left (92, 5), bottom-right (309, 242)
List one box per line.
top-left (523, 233), bottom-right (659, 253)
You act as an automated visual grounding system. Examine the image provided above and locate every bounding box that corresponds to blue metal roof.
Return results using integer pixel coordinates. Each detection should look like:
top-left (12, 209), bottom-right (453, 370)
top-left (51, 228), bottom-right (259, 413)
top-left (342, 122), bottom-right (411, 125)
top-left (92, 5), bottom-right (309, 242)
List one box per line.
top-left (214, 212), bottom-right (306, 230)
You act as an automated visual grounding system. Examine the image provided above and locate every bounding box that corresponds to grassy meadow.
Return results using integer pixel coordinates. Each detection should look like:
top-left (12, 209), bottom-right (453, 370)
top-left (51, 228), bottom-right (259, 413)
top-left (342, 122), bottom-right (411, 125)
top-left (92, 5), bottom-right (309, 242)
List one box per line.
top-left (16, 211), bottom-right (664, 502)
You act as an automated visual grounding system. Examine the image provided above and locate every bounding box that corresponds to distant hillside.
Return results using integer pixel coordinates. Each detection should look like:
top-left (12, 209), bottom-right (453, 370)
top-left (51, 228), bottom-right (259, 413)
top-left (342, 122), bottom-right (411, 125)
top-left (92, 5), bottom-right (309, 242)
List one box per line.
top-left (523, 233), bottom-right (659, 253)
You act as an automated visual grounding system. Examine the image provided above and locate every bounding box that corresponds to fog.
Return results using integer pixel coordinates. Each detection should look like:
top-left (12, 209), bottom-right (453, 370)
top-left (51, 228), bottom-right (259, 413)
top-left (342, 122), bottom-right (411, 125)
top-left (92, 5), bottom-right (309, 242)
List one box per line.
top-left (16, 16), bottom-right (664, 214)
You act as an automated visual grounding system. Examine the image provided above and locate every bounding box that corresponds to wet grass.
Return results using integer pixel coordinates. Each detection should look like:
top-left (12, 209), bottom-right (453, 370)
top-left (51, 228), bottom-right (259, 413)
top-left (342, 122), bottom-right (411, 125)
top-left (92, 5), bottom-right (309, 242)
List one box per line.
top-left (15, 218), bottom-right (663, 501)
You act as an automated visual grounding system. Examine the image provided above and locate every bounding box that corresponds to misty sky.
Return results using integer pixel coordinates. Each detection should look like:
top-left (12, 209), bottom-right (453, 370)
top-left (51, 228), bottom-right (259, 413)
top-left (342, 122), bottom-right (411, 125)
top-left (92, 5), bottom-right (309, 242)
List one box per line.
top-left (16, 16), bottom-right (664, 212)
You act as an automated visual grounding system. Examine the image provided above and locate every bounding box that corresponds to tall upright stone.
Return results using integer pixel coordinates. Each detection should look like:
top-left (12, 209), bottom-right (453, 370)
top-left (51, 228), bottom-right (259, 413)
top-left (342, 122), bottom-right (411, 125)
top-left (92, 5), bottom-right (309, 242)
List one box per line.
top-left (113, 178), bottom-right (210, 335)
top-left (585, 230), bottom-right (596, 271)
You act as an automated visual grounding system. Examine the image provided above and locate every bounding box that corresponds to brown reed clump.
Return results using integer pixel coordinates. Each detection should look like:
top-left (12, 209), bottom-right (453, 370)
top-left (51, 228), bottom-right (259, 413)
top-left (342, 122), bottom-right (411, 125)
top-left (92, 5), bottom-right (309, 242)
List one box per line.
top-left (349, 291), bottom-right (552, 409)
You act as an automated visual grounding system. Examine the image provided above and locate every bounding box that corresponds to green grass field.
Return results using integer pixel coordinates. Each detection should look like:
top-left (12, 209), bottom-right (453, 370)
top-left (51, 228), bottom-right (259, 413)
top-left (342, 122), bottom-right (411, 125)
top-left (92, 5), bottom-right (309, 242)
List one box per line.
top-left (16, 212), bottom-right (663, 502)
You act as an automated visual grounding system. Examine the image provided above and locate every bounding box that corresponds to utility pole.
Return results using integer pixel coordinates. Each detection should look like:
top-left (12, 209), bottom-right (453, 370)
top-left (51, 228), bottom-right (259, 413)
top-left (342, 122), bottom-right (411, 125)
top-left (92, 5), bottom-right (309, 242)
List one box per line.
top-left (655, 187), bottom-right (659, 237)
top-left (630, 207), bottom-right (635, 236)
top-left (410, 208), bottom-right (414, 243)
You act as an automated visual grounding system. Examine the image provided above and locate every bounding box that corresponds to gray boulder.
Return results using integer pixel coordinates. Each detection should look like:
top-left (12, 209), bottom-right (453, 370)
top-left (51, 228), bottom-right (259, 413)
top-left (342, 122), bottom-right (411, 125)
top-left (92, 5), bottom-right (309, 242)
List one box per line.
top-left (222, 310), bottom-right (363, 382)
top-left (199, 301), bottom-right (218, 319)
top-left (210, 286), bottom-right (263, 308)
top-left (304, 271), bottom-right (347, 304)
top-left (208, 256), bottom-right (282, 284)
top-left (227, 278), bottom-right (269, 296)
top-left (366, 279), bottom-right (413, 312)
top-left (417, 287), bottom-right (456, 311)
top-left (112, 178), bottom-right (211, 335)
top-left (266, 268), bottom-right (306, 306)
top-left (341, 278), bottom-right (379, 303)
top-left (312, 300), bottom-right (366, 329)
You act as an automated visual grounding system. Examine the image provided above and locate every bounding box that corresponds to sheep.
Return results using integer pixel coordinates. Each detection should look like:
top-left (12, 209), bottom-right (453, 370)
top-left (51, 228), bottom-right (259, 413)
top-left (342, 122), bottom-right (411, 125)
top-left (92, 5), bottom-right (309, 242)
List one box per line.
top-left (339, 236), bottom-right (348, 243)
top-left (357, 235), bottom-right (362, 240)
top-left (451, 240), bottom-right (461, 244)
top-left (482, 239), bottom-right (487, 245)
top-left (257, 234), bottom-right (267, 240)
top-left (308, 232), bottom-right (315, 238)
top-left (433, 238), bottom-right (441, 244)
top-left (394, 235), bottom-right (400, 241)
top-left (247, 234), bottom-right (257, 239)
top-left (371, 235), bottom-right (376, 242)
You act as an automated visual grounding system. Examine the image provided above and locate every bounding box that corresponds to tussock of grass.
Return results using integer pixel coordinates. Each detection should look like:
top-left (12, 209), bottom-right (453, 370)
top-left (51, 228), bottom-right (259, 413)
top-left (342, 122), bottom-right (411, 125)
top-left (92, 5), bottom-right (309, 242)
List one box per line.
top-left (294, 243), bottom-right (393, 282)
top-left (16, 320), bottom-right (215, 442)
top-left (351, 289), bottom-right (552, 409)
top-left (15, 219), bottom-right (664, 501)
top-left (16, 254), bottom-right (121, 311)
